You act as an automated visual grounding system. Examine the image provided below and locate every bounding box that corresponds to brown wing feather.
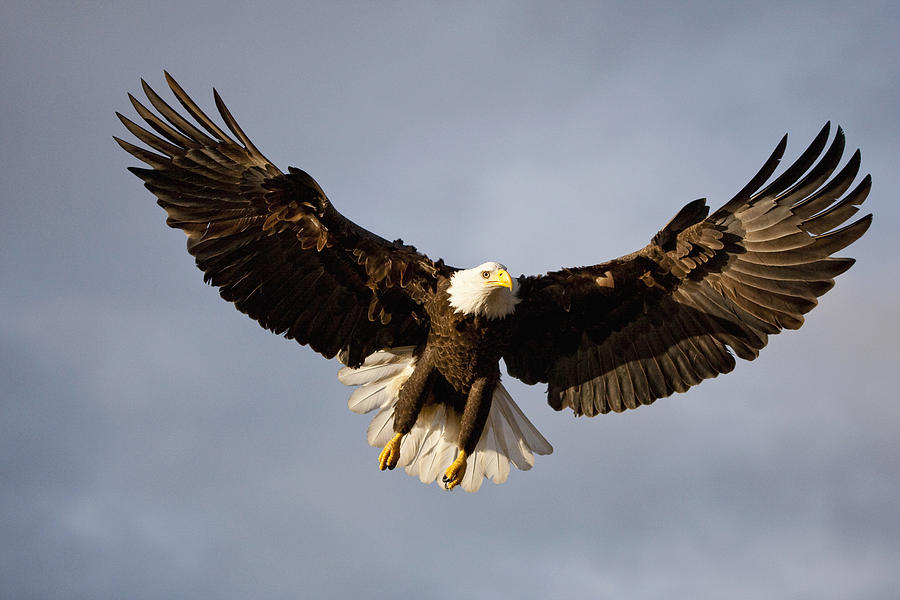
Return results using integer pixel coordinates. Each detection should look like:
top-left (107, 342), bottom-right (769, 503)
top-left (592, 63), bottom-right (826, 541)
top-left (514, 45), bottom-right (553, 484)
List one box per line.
top-left (505, 123), bottom-right (872, 415)
top-left (116, 73), bottom-right (453, 367)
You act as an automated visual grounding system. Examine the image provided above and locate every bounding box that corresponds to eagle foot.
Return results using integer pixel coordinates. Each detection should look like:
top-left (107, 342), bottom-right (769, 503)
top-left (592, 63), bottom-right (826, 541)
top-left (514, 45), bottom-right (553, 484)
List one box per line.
top-left (442, 450), bottom-right (468, 490)
top-left (378, 433), bottom-right (403, 471)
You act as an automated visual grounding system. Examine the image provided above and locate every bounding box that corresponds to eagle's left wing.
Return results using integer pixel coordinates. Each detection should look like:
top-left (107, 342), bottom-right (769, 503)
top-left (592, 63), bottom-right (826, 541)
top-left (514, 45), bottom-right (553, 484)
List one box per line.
top-left (503, 124), bottom-right (871, 416)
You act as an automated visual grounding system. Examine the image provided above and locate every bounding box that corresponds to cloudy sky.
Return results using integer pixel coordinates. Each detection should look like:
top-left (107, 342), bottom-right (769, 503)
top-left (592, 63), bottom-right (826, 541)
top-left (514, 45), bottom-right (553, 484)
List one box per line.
top-left (2, 1), bottom-right (898, 598)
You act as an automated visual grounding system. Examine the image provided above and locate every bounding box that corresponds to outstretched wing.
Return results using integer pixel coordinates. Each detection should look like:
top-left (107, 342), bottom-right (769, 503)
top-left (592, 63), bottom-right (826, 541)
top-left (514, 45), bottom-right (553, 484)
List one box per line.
top-left (504, 124), bottom-right (872, 416)
top-left (116, 73), bottom-right (454, 367)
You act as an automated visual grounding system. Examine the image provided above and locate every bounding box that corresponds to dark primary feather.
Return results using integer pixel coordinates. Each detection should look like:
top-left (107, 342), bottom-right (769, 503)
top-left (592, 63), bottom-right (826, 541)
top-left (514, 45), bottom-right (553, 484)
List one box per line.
top-left (504, 123), bottom-right (872, 416)
top-left (116, 73), bottom-right (455, 367)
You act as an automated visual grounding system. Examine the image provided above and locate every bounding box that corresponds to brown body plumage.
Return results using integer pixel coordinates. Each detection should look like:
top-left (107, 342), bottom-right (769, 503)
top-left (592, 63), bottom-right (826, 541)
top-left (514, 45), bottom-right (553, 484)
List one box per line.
top-left (393, 278), bottom-right (508, 455)
top-left (117, 73), bottom-right (872, 492)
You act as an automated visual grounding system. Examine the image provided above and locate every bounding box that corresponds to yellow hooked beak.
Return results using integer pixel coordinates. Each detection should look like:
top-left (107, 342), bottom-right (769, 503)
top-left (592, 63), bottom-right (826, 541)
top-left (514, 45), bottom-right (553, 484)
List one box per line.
top-left (489, 269), bottom-right (513, 290)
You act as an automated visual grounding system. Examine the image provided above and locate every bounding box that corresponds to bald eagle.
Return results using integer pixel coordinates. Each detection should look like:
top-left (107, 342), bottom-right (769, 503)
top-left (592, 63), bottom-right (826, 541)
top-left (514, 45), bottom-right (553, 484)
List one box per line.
top-left (116, 74), bottom-right (872, 492)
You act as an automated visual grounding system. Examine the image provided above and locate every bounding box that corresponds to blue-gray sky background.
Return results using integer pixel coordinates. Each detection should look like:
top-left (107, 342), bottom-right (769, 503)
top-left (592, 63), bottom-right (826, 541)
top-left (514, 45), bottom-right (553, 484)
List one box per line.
top-left (2, 2), bottom-right (898, 598)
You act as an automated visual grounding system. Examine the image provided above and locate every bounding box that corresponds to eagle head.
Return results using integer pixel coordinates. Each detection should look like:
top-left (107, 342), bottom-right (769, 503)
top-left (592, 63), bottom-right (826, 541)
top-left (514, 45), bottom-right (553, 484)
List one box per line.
top-left (447, 261), bottom-right (521, 319)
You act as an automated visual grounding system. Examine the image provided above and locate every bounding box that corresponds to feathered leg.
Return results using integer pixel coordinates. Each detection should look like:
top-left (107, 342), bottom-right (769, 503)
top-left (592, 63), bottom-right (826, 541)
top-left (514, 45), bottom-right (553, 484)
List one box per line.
top-left (378, 351), bottom-right (436, 471)
top-left (443, 375), bottom-right (495, 490)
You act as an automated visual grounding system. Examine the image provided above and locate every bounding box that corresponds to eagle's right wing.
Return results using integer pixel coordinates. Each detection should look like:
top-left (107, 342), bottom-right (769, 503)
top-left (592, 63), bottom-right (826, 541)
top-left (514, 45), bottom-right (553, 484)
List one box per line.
top-left (116, 74), bottom-right (455, 366)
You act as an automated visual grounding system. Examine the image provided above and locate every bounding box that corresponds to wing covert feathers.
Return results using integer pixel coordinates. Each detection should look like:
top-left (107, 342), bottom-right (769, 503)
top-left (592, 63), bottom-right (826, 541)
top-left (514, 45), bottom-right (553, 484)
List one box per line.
top-left (505, 123), bottom-right (872, 416)
top-left (118, 74), bottom-right (451, 366)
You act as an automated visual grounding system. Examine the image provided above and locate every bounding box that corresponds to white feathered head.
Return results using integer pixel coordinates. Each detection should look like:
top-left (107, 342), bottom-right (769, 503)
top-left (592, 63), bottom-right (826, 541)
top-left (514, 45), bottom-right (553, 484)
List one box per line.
top-left (447, 261), bottom-right (520, 319)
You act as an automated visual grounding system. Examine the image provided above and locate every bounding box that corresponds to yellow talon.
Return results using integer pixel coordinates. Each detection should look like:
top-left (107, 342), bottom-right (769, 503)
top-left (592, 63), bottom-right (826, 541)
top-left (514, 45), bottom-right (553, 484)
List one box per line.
top-left (378, 433), bottom-right (403, 471)
top-left (442, 450), bottom-right (468, 490)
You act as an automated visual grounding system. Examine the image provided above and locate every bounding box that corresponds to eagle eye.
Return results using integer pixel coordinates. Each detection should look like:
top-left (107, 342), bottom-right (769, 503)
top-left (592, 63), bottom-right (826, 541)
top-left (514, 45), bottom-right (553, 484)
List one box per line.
top-left (481, 270), bottom-right (491, 279)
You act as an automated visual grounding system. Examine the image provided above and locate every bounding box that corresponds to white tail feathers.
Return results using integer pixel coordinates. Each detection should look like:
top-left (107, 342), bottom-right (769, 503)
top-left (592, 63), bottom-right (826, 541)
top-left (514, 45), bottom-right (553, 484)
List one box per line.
top-left (337, 347), bottom-right (552, 492)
